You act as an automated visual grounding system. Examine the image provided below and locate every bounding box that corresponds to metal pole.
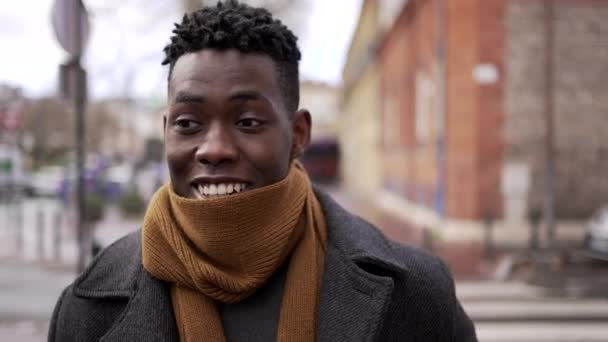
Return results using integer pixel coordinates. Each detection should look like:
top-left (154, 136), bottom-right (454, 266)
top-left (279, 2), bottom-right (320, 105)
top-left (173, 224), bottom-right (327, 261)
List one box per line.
top-left (72, 0), bottom-right (88, 273)
top-left (75, 64), bottom-right (87, 272)
top-left (37, 207), bottom-right (44, 260)
top-left (483, 212), bottom-right (495, 259)
top-left (528, 207), bottom-right (542, 250)
top-left (54, 210), bottom-right (62, 261)
top-left (15, 193), bottom-right (23, 255)
top-left (53, 0), bottom-right (90, 270)
top-left (544, 0), bottom-right (556, 243)
top-left (434, 0), bottom-right (447, 218)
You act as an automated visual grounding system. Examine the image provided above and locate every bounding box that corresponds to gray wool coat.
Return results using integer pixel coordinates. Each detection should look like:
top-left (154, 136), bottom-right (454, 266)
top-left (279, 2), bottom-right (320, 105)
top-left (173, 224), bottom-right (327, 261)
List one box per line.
top-left (48, 190), bottom-right (477, 342)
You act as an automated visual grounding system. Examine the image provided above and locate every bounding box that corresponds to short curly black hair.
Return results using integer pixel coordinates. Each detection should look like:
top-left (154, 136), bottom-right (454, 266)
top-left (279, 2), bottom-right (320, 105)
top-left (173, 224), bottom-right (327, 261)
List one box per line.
top-left (162, 0), bottom-right (302, 112)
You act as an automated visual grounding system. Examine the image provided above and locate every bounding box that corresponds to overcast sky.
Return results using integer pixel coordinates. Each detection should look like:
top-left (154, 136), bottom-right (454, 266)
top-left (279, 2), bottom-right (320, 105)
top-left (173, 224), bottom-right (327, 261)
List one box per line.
top-left (0, 0), bottom-right (361, 99)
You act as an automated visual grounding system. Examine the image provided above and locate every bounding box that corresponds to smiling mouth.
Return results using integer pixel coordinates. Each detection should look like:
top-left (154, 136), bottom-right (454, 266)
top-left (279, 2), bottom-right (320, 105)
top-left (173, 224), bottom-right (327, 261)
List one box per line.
top-left (192, 182), bottom-right (249, 199)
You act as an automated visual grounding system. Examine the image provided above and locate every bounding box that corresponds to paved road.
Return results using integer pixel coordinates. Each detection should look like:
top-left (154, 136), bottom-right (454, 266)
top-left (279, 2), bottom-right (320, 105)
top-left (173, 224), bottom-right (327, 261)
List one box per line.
top-left (0, 260), bottom-right (75, 341)
top-left (0, 200), bottom-right (138, 341)
top-left (458, 281), bottom-right (608, 341)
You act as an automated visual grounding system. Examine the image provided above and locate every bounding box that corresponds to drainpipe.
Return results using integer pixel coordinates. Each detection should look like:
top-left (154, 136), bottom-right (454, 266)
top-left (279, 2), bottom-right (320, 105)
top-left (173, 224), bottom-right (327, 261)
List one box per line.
top-left (544, 0), bottom-right (556, 243)
top-left (434, 0), bottom-right (447, 218)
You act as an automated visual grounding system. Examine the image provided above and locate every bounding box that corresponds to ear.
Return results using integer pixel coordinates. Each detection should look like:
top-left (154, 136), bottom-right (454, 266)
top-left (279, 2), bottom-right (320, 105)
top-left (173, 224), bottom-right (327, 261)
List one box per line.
top-left (162, 115), bottom-right (167, 140)
top-left (290, 109), bottom-right (312, 160)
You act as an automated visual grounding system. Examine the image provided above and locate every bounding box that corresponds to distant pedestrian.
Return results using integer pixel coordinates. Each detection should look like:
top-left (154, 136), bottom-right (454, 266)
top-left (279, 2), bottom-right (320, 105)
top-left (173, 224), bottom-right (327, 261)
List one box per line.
top-left (48, 1), bottom-right (476, 341)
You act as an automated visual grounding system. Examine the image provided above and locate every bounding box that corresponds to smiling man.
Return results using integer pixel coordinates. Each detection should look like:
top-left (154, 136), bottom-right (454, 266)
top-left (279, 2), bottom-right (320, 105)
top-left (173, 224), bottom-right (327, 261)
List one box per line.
top-left (166, 49), bottom-right (304, 199)
top-left (49, 1), bottom-right (476, 341)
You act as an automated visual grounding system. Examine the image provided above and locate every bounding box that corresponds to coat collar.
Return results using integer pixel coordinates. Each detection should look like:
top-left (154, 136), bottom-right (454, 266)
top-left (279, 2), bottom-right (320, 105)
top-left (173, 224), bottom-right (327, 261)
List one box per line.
top-left (314, 189), bottom-right (400, 341)
top-left (72, 188), bottom-right (404, 341)
top-left (72, 229), bottom-right (179, 341)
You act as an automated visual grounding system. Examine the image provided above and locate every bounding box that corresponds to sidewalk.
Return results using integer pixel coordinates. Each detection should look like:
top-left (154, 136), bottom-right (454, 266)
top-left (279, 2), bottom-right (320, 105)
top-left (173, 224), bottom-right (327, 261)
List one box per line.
top-left (456, 280), bottom-right (608, 341)
top-left (0, 204), bottom-right (139, 342)
top-left (0, 259), bottom-right (75, 341)
top-left (0, 260), bottom-right (74, 321)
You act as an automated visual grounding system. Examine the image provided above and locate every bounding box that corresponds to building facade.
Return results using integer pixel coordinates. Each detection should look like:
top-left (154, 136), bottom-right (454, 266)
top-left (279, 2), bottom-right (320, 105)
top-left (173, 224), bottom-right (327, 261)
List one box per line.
top-left (372, 0), bottom-right (608, 228)
top-left (504, 0), bottom-right (608, 219)
top-left (378, 0), bottom-right (504, 221)
top-left (340, 0), bottom-right (384, 195)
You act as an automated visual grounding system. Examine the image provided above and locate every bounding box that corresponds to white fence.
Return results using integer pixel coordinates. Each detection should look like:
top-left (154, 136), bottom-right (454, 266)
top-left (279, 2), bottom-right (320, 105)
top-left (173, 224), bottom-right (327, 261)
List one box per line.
top-left (0, 198), bottom-right (77, 263)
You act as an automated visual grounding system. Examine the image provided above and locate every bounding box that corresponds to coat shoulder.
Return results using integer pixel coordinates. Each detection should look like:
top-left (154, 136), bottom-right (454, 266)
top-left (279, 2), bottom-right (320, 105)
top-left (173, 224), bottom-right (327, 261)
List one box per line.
top-left (350, 213), bottom-right (456, 301)
top-left (316, 188), bottom-right (453, 285)
top-left (74, 230), bottom-right (142, 297)
top-left (48, 231), bottom-right (142, 341)
top-left (389, 240), bottom-right (454, 286)
top-left (315, 189), bottom-right (476, 341)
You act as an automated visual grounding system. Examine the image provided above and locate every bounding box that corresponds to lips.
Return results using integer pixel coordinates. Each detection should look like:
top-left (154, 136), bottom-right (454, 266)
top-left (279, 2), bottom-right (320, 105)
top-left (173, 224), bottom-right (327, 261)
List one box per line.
top-left (191, 181), bottom-right (249, 199)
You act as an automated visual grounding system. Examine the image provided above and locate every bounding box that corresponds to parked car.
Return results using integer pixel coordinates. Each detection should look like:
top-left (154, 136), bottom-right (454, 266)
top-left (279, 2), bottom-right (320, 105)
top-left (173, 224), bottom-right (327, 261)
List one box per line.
top-left (29, 166), bottom-right (65, 197)
top-left (584, 207), bottom-right (608, 260)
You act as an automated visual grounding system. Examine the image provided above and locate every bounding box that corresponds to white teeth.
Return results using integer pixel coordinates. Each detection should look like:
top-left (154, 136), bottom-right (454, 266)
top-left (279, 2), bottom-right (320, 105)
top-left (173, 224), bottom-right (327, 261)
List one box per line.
top-left (218, 184), bottom-right (226, 195)
top-left (195, 182), bottom-right (248, 197)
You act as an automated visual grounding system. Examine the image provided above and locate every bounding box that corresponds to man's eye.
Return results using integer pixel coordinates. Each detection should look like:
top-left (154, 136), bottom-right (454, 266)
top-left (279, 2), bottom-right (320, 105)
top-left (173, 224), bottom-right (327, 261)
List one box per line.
top-left (236, 118), bottom-right (262, 128)
top-left (174, 119), bottom-right (200, 131)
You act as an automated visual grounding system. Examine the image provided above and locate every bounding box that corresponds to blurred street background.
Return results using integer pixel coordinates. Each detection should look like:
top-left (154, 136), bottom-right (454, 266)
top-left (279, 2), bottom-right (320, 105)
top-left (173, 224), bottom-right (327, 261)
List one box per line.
top-left (1, 0), bottom-right (608, 341)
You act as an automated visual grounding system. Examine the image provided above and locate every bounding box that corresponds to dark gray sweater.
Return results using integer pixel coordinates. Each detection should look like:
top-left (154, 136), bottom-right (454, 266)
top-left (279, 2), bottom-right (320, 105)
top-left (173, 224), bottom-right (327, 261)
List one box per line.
top-left (218, 264), bottom-right (286, 341)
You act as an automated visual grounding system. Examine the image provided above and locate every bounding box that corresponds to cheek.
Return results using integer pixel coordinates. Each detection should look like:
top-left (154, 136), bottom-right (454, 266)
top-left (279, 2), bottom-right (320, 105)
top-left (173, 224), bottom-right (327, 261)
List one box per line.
top-left (244, 130), bottom-right (292, 180)
top-left (164, 139), bottom-right (192, 176)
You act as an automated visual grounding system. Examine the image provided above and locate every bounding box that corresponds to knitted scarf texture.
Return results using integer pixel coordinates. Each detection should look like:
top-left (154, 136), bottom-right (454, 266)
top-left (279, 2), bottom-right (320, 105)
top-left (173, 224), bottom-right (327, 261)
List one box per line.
top-left (142, 163), bottom-right (327, 342)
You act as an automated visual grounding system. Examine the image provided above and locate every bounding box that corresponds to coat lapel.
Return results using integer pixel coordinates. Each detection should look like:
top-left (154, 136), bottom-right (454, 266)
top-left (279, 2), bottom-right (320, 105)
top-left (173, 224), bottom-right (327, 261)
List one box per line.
top-left (99, 269), bottom-right (178, 342)
top-left (314, 189), bottom-right (404, 342)
top-left (73, 231), bottom-right (179, 342)
top-left (317, 242), bottom-right (394, 341)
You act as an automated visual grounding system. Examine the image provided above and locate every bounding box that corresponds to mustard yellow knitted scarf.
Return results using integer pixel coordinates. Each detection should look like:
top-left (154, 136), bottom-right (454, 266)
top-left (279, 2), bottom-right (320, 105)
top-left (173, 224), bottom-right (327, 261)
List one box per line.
top-left (142, 162), bottom-right (327, 342)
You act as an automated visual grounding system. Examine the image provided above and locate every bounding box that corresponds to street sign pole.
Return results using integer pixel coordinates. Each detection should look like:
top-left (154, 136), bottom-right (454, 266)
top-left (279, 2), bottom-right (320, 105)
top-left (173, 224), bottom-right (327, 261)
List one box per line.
top-left (74, 63), bottom-right (88, 272)
top-left (53, 0), bottom-right (90, 272)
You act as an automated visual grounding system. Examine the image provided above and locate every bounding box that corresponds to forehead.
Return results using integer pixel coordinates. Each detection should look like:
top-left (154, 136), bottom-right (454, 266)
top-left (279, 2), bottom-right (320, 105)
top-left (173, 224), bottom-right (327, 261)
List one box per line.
top-left (168, 49), bottom-right (281, 100)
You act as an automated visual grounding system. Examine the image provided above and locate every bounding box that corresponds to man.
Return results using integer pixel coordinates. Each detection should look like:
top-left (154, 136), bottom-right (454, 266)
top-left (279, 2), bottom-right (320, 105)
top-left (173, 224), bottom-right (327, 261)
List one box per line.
top-left (49, 1), bottom-right (476, 341)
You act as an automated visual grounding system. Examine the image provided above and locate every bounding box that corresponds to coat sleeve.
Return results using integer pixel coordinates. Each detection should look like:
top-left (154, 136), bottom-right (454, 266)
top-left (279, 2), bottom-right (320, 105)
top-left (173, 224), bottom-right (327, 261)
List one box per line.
top-left (439, 261), bottom-right (477, 342)
top-left (451, 299), bottom-right (477, 341)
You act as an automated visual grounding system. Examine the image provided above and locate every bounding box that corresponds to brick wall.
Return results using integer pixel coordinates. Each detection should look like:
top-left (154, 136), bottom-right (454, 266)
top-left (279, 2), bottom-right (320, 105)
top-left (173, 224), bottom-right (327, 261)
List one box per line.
top-left (504, 0), bottom-right (608, 218)
top-left (445, 0), bottom-right (504, 219)
top-left (380, 0), bottom-right (444, 207)
top-left (378, 0), bottom-right (505, 220)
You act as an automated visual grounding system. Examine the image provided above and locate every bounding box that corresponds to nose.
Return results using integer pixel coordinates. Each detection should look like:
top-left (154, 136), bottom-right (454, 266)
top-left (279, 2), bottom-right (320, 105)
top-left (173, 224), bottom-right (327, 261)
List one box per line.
top-left (194, 122), bottom-right (238, 166)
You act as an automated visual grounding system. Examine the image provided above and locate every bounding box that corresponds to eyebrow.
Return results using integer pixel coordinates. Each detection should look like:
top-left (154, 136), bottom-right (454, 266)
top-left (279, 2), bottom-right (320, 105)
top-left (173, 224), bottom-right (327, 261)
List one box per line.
top-left (173, 92), bottom-right (206, 105)
top-left (172, 90), bottom-right (271, 106)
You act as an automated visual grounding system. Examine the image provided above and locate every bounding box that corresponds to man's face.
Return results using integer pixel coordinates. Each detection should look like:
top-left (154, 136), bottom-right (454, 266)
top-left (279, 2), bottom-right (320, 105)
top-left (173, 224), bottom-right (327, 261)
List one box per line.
top-left (165, 49), bottom-right (310, 199)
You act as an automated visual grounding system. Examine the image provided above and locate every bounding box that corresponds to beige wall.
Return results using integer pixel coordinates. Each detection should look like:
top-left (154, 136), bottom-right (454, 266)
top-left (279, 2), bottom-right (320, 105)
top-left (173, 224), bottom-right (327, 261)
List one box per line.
top-left (340, 65), bottom-right (382, 194)
top-left (299, 81), bottom-right (339, 141)
top-left (340, 0), bottom-right (383, 195)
